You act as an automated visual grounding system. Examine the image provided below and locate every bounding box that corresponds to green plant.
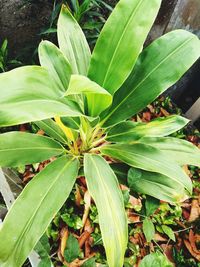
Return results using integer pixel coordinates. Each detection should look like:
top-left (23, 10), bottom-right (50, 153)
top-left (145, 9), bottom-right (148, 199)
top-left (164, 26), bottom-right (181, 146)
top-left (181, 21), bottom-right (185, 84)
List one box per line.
top-left (0, 0), bottom-right (200, 266)
top-left (41, 0), bottom-right (112, 46)
top-left (0, 40), bottom-right (22, 73)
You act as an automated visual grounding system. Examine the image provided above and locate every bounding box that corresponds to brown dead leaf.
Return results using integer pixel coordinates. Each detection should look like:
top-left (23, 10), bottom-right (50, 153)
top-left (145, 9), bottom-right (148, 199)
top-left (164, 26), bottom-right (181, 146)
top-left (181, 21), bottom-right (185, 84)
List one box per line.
top-left (75, 185), bottom-right (82, 207)
top-left (82, 191), bottom-right (91, 230)
top-left (127, 210), bottom-right (140, 223)
top-left (23, 171), bottom-right (35, 183)
top-left (147, 104), bottom-right (155, 113)
top-left (184, 240), bottom-right (200, 261)
top-left (130, 233), bottom-right (140, 245)
top-left (161, 244), bottom-right (175, 265)
top-left (142, 112), bottom-right (151, 122)
top-left (184, 230), bottom-right (200, 261)
top-left (84, 219), bottom-right (93, 234)
top-left (160, 107), bottom-right (170, 116)
top-left (78, 231), bottom-right (90, 248)
top-left (60, 227), bottom-right (69, 258)
top-left (154, 233), bottom-right (168, 242)
top-left (188, 199), bottom-right (200, 222)
top-left (85, 239), bottom-right (91, 258)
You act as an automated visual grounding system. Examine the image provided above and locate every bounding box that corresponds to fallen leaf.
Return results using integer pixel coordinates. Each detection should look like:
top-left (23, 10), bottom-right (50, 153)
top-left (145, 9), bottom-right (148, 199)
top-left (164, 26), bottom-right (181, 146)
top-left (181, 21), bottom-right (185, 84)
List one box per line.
top-left (60, 226), bottom-right (69, 258)
top-left (142, 112), bottom-right (151, 122)
top-left (160, 107), bottom-right (170, 116)
top-left (82, 191), bottom-right (91, 230)
top-left (188, 199), bottom-right (200, 222)
top-left (75, 184), bottom-right (82, 207)
top-left (184, 230), bottom-right (200, 261)
top-left (127, 210), bottom-right (140, 223)
top-left (78, 231), bottom-right (90, 248)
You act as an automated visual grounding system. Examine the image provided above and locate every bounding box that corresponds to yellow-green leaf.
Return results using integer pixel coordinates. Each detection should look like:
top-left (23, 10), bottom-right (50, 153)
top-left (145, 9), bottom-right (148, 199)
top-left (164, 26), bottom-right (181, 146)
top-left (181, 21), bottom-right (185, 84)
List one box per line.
top-left (84, 154), bottom-right (127, 267)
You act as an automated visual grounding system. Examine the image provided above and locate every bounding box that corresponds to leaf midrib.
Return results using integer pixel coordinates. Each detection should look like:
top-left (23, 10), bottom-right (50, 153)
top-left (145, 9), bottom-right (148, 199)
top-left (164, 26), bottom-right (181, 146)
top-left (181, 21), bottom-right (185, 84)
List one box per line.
top-left (101, 0), bottom-right (144, 88)
top-left (89, 156), bottom-right (125, 255)
top-left (102, 146), bottom-right (190, 189)
top-left (103, 36), bottom-right (194, 123)
top-left (12, 158), bottom-right (75, 264)
top-left (0, 147), bottom-right (63, 152)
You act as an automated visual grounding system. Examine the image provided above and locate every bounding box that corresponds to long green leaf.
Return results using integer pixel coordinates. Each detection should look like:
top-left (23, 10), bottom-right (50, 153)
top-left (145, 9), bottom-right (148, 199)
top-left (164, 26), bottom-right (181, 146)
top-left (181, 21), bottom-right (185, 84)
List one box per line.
top-left (0, 156), bottom-right (79, 267)
top-left (101, 30), bottom-right (200, 126)
top-left (100, 143), bottom-right (192, 194)
top-left (140, 137), bottom-right (200, 167)
top-left (0, 66), bottom-right (83, 126)
top-left (38, 40), bottom-right (72, 92)
top-left (106, 115), bottom-right (189, 143)
top-left (128, 167), bottom-right (188, 203)
top-left (88, 0), bottom-right (161, 94)
top-left (0, 100), bottom-right (82, 127)
top-left (0, 132), bottom-right (64, 167)
top-left (0, 66), bottom-right (61, 103)
top-left (84, 154), bottom-right (127, 267)
top-left (140, 252), bottom-right (173, 267)
top-left (35, 119), bottom-right (68, 144)
top-left (57, 5), bottom-right (91, 75)
top-left (67, 75), bottom-right (112, 116)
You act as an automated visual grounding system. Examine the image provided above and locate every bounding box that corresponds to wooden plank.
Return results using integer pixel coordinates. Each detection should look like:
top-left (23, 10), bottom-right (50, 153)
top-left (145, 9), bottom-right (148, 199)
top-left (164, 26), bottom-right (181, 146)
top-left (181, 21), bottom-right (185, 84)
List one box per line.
top-left (185, 97), bottom-right (200, 122)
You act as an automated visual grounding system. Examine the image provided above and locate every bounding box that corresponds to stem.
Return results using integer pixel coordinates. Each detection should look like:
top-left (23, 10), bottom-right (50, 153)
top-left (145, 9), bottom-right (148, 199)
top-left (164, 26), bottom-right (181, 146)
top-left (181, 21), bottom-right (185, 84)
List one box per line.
top-left (90, 136), bottom-right (106, 148)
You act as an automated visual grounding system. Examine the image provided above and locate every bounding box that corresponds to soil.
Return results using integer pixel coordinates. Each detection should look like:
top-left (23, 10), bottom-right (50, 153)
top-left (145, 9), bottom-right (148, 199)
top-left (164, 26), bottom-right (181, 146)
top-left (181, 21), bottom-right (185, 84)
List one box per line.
top-left (0, 0), bottom-right (52, 60)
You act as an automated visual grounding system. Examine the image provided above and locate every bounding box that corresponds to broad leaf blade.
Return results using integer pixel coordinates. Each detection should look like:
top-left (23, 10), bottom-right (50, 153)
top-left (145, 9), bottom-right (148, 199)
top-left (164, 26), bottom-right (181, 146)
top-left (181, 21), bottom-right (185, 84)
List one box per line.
top-left (128, 167), bottom-right (188, 203)
top-left (88, 0), bottom-right (161, 94)
top-left (61, 117), bottom-right (80, 130)
top-left (143, 218), bottom-right (155, 242)
top-left (101, 30), bottom-right (200, 126)
top-left (57, 5), bottom-right (91, 75)
top-left (106, 115), bottom-right (189, 143)
top-left (0, 66), bottom-right (61, 103)
top-left (35, 119), bottom-right (68, 144)
top-left (0, 132), bottom-right (64, 167)
top-left (140, 252), bottom-right (173, 267)
top-left (84, 154), bottom-right (127, 267)
top-left (39, 40), bottom-right (72, 92)
top-left (0, 156), bottom-right (79, 267)
top-left (101, 143), bottom-right (192, 194)
top-left (0, 100), bottom-right (82, 127)
top-left (67, 75), bottom-right (112, 116)
top-left (0, 66), bottom-right (83, 126)
top-left (140, 137), bottom-right (200, 167)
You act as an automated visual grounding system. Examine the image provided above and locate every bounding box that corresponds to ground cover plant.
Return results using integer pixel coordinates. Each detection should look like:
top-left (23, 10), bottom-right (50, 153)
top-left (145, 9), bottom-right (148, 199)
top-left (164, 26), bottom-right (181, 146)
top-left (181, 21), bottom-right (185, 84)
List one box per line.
top-left (16, 97), bottom-right (200, 267)
top-left (0, 0), bottom-right (200, 266)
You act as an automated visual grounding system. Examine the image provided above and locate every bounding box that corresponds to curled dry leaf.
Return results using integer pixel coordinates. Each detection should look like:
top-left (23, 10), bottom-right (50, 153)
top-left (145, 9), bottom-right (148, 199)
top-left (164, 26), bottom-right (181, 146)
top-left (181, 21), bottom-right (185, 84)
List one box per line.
top-left (142, 111), bottom-right (151, 122)
top-left (184, 230), bottom-right (200, 261)
top-left (59, 226), bottom-right (69, 260)
top-left (78, 231), bottom-right (90, 248)
top-left (23, 171), bottom-right (35, 183)
top-left (75, 184), bottom-right (82, 207)
top-left (160, 107), bottom-right (170, 117)
top-left (127, 210), bottom-right (140, 223)
top-left (82, 190), bottom-right (91, 229)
